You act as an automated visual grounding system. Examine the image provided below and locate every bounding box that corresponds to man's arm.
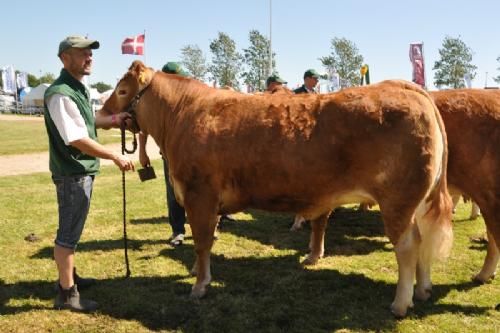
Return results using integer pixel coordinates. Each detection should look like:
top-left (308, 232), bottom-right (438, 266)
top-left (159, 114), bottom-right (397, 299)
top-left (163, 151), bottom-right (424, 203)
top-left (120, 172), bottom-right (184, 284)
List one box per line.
top-left (95, 109), bottom-right (130, 129)
top-left (71, 137), bottom-right (135, 171)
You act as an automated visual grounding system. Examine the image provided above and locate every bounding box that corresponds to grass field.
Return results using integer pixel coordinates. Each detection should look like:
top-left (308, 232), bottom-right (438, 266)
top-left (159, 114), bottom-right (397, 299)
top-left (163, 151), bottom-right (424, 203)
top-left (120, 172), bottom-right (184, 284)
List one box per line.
top-left (0, 119), bottom-right (498, 332)
top-left (0, 115), bottom-right (122, 155)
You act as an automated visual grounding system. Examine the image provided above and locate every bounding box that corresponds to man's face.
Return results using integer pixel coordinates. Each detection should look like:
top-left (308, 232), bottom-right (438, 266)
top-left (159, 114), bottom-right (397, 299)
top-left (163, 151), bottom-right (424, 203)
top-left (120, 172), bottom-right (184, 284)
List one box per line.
top-left (267, 81), bottom-right (282, 91)
top-left (304, 76), bottom-right (318, 90)
top-left (61, 47), bottom-right (93, 77)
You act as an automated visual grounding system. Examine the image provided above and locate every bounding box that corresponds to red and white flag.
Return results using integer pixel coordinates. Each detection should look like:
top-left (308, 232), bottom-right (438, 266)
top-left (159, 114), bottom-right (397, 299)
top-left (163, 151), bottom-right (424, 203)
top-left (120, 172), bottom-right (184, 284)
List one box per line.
top-left (409, 42), bottom-right (425, 88)
top-left (121, 34), bottom-right (145, 55)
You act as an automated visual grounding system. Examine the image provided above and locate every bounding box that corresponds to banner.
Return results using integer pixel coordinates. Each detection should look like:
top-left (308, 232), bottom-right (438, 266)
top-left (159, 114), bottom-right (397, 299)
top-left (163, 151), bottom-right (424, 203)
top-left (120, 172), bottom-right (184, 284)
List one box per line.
top-left (409, 42), bottom-right (425, 88)
top-left (1, 65), bottom-right (16, 93)
top-left (463, 73), bottom-right (472, 88)
top-left (121, 34), bottom-right (145, 55)
top-left (16, 72), bottom-right (28, 89)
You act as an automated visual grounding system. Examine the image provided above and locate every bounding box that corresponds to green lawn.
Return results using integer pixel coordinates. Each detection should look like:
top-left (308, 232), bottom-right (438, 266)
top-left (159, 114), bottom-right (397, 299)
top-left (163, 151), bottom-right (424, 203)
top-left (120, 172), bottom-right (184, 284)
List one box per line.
top-left (0, 115), bottom-right (123, 155)
top-left (0, 161), bottom-right (498, 333)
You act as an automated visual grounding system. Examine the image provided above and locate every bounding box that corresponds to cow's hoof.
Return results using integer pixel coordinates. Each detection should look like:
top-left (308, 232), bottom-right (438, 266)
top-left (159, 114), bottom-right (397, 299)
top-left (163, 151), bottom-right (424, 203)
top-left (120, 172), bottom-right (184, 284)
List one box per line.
top-left (390, 302), bottom-right (412, 319)
top-left (472, 273), bottom-right (494, 284)
top-left (414, 288), bottom-right (432, 302)
top-left (190, 285), bottom-right (207, 299)
top-left (302, 255), bottom-right (319, 266)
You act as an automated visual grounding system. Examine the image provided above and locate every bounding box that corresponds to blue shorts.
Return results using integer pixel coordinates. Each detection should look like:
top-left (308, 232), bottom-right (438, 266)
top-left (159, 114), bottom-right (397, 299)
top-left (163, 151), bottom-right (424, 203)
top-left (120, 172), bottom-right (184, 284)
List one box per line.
top-left (52, 175), bottom-right (94, 250)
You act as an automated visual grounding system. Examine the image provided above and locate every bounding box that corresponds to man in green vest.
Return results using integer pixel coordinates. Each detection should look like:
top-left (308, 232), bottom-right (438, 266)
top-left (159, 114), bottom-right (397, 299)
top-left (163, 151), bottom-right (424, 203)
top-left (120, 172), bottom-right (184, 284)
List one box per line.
top-left (44, 35), bottom-right (135, 312)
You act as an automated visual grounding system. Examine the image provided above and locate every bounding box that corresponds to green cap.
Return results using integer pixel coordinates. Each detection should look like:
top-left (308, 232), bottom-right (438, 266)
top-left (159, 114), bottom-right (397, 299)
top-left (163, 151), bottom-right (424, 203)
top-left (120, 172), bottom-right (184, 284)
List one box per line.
top-left (58, 35), bottom-right (99, 56)
top-left (161, 62), bottom-right (189, 77)
top-left (266, 74), bottom-right (287, 87)
top-left (304, 69), bottom-right (320, 79)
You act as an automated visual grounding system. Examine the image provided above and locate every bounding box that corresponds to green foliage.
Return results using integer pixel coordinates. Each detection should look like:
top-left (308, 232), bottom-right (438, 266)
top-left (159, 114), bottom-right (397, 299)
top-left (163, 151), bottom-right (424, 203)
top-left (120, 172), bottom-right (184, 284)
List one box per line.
top-left (181, 44), bottom-right (208, 81)
top-left (27, 73), bottom-right (39, 87)
top-left (433, 36), bottom-right (477, 89)
top-left (39, 72), bottom-right (56, 84)
top-left (241, 30), bottom-right (275, 92)
top-left (209, 32), bottom-right (242, 90)
top-left (91, 81), bottom-right (113, 93)
top-left (319, 37), bottom-right (364, 88)
top-left (494, 56), bottom-right (500, 84)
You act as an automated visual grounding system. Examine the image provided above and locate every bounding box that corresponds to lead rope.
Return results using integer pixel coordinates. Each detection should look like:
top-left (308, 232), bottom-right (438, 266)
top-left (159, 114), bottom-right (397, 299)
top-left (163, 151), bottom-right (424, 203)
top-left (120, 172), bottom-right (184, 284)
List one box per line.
top-left (120, 122), bottom-right (137, 278)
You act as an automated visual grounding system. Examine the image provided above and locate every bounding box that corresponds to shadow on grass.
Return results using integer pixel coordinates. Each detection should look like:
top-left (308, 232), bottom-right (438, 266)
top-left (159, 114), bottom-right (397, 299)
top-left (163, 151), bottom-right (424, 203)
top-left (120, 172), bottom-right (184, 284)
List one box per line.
top-left (220, 207), bottom-right (389, 257)
top-left (0, 250), bottom-right (492, 333)
top-left (29, 238), bottom-right (167, 259)
top-left (129, 216), bottom-right (168, 225)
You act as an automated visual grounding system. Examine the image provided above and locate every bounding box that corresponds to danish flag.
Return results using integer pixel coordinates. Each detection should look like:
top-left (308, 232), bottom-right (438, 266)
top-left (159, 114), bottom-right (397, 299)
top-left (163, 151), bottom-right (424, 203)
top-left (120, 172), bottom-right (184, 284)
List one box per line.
top-left (121, 34), bottom-right (145, 55)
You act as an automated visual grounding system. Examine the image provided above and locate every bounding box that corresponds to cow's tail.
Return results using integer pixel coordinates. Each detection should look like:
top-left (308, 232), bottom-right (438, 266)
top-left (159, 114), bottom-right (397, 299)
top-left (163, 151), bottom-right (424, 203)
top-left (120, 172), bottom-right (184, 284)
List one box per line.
top-left (415, 96), bottom-right (453, 263)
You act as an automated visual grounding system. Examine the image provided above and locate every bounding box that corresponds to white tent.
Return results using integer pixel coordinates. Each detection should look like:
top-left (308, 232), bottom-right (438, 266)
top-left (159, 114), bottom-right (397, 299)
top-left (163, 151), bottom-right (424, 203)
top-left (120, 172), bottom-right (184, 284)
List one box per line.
top-left (99, 89), bottom-right (114, 104)
top-left (89, 88), bottom-right (101, 101)
top-left (23, 83), bottom-right (49, 107)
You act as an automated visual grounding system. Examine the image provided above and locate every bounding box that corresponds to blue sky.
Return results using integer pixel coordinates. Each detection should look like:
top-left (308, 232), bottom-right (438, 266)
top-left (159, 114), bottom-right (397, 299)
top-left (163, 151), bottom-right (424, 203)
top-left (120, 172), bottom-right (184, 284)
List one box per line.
top-left (2, 0), bottom-right (500, 90)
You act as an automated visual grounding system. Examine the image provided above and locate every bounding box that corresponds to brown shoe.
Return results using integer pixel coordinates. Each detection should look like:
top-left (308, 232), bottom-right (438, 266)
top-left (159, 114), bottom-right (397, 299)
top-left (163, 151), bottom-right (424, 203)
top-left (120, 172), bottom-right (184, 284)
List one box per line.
top-left (54, 284), bottom-right (98, 313)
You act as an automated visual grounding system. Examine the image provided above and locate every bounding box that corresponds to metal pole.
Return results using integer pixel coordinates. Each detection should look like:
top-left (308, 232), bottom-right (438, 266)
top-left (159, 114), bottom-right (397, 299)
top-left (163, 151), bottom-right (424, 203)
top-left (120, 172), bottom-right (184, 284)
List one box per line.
top-left (269, 0), bottom-right (273, 76)
top-left (143, 29), bottom-right (147, 65)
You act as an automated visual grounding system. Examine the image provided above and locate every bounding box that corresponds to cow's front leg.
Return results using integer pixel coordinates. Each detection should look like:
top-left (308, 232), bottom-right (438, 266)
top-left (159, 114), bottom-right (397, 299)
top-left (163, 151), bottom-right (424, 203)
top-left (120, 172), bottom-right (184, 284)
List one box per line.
top-left (473, 230), bottom-right (498, 283)
top-left (303, 213), bottom-right (329, 265)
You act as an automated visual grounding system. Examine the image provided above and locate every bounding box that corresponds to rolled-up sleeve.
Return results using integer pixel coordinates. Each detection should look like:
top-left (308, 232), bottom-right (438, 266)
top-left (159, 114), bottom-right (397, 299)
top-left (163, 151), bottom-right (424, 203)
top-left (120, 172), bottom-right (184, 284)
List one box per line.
top-left (47, 94), bottom-right (89, 145)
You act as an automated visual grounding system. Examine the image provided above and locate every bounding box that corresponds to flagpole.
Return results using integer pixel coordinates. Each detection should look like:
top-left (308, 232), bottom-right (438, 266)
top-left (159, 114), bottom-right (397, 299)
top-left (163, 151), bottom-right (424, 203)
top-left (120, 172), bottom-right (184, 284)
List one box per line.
top-left (269, 0), bottom-right (273, 76)
top-left (422, 42), bottom-right (427, 90)
top-left (143, 29), bottom-right (146, 65)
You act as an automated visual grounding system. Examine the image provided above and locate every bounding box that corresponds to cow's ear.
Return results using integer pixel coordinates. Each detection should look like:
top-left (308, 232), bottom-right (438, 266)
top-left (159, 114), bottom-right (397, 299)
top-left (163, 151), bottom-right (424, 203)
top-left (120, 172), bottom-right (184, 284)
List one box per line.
top-left (128, 60), bottom-right (145, 77)
top-left (138, 67), bottom-right (154, 88)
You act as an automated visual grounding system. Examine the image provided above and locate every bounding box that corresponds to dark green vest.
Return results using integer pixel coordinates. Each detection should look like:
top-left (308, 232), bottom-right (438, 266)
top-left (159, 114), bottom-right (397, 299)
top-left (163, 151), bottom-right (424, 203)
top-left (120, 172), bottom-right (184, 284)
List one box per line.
top-left (44, 69), bottom-right (100, 176)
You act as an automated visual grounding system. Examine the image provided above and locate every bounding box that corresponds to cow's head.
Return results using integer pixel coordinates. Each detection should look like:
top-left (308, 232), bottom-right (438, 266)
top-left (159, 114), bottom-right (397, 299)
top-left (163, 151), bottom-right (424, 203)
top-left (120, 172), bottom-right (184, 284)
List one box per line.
top-left (102, 60), bottom-right (155, 115)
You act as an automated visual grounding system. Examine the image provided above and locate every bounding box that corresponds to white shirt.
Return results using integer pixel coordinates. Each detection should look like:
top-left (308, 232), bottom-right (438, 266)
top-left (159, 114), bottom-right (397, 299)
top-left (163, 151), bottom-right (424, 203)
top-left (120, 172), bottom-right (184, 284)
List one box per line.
top-left (46, 94), bottom-right (89, 145)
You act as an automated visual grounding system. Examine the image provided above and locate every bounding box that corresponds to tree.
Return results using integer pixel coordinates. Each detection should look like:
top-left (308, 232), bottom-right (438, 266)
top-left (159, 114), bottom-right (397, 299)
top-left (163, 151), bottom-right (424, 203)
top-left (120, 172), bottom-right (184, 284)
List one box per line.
top-left (27, 73), bottom-right (39, 87)
top-left (241, 30), bottom-right (275, 92)
top-left (181, 44), bottom-right (208, 81)
top-left (433, 36), bottom-right (477, 89)
top-left (39, 73), bottom-right (56, 85)
top-left (319, 37), bottom-right (364, 89)
top-left (209, 32), bottom-right (242, 89)
top-left (494, 56), bottom-right (500, 84)
top-left (90, 82), bottom-right (112, 93)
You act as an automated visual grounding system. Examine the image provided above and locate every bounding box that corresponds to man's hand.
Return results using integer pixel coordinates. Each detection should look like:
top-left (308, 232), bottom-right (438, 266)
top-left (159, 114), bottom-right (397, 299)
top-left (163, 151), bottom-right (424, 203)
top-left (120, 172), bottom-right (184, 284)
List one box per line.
top-left (95, 110), bottom-right (131, 129)
top-left (112, 154), bottom-right (135, 172)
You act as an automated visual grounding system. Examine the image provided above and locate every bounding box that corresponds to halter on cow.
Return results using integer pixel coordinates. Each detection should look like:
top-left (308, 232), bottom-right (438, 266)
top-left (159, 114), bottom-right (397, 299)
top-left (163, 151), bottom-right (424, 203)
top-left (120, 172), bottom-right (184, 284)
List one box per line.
top-left (103, 60), bottom-right (453, 317)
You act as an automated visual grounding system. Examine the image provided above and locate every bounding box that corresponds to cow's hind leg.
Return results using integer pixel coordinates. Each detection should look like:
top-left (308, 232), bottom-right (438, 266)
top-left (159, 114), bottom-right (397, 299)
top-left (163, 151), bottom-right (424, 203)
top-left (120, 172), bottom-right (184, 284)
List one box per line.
top-left (415, 188), bottom-right (453, 301)
top-left (391, 222), bottom-right (420, 318)
top-left (184, 193), bottom-right (219, 299)
top-left (302, 213), bottom-right (330, 265)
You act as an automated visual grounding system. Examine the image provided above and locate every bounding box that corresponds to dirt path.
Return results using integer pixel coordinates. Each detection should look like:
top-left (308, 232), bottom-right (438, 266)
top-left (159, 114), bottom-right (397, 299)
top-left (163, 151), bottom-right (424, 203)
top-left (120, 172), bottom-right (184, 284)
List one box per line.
top-left (0, 114), bottom-right (161, 176)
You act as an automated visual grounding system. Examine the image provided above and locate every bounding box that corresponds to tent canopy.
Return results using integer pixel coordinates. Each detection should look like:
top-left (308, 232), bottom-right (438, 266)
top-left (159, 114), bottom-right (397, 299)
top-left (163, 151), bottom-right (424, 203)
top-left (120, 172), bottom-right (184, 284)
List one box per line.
top-left (23, 83), bottom-right (49, 106)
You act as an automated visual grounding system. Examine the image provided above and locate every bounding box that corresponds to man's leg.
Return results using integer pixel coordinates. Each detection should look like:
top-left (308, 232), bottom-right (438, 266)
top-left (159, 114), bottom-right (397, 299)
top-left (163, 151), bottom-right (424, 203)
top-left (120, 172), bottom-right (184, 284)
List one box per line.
top-left (163, 159), bottom-right (186, 244)
top-left (52, 175), bottom-right (97, 312)
top-left (54, 245), bottom-right (75, 289)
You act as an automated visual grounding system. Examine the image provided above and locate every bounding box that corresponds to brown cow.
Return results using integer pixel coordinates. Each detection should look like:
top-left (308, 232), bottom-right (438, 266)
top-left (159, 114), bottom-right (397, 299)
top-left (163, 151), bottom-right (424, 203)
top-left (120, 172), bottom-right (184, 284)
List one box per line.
top-left (295, 89), bottom-right (499, 285)
top-left (431, 89), bottom-right (500, 283)
top-left (103, 61), bottom-right (452, 317)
